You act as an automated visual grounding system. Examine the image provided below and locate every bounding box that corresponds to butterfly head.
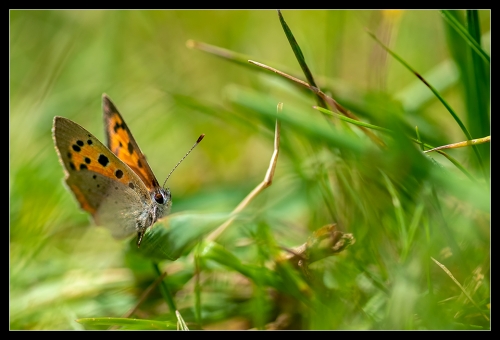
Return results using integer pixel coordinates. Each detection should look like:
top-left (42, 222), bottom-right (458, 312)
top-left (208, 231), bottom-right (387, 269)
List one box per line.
top-left (136, 186), bottom-right (172, 247)
top-left (154, 187), bottom-right (172, 209)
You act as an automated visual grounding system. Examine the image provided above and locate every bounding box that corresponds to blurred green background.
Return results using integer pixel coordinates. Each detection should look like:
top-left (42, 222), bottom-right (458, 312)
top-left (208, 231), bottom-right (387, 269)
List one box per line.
top-left (10, 10), bottom-right (490, 330)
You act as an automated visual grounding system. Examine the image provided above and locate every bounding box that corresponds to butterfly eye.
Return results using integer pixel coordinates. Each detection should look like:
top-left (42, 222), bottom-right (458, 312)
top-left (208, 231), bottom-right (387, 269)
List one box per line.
top-left (154, 192), bottom-right (165, 204)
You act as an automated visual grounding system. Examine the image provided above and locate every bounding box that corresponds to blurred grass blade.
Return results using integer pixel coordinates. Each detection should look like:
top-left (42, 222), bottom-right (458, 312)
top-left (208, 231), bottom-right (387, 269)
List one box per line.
top-left (314, 106), bottom-right (392, 133)
top-left (186, 40), bottom-right (312, 97)
top-left (381, 172), bottom-right (407, 250)
top-left (225, 85), bottom-right (366, 154)
top-left (314, 104), bottom-right (477, 181)
top-left (401, 202), bottom-right (425, 262)
top-left (277, 10), bottom-right (327, 108)
top-left (186, 39), bottom-right (256, 68)
top-left (200, 240), bottom-right (312, 307)
top-left (176, 310), bottom-right (189, 331)
top-left (415, 126), bottom-right (424, 151)
top-left (433, 151), bottom-right (476, 183)
top-left (76, 317), bottom-right (176, 330)
top-left (153, 263), bottom-right (176, 313)
top-left (442, 10), bottom-right (490, 169)
top-left (440, 10), bottom-right (490, 64)
top-left (366, 30), bottom-right (485, 176)
top-left (194, 248), bottom-right (202, 326)
top-left (200, 241), bottom-right (280, 288)
top-left (466, 10), bottom-right (490, 149)
top-left (431, 257), bottom-right (489, 321)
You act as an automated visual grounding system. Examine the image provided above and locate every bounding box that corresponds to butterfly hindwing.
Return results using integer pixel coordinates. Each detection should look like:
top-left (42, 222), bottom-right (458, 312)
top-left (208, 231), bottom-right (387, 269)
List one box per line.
top-left (102, 94), bottom-right (161, 191)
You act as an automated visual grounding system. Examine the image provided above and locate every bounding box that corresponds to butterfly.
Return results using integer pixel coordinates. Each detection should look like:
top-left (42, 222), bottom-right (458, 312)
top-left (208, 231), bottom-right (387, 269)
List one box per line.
top-left (52, 94), bottom-right (204, 247)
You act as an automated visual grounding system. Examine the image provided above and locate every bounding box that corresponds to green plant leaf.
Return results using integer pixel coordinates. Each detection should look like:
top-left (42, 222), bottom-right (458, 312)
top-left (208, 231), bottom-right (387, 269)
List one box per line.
top-left (128, 212), bottom-right (230, 261)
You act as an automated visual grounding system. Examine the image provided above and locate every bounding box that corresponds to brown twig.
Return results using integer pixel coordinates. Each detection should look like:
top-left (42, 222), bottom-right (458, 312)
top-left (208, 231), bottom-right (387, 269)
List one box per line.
top-left (248, 60), bottom-right (386, 148)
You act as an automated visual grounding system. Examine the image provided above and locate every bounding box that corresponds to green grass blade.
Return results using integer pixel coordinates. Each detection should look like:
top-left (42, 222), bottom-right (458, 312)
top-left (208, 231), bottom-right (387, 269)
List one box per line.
top-left (186, 40), bottom-right (313, 98)
top-left (400, 202), bottom-right (425, 263)
top-left (381, 172), bottom-right (407, 252)
top-left (314, 106), bottom-right (392, 133)
top-left (415, 126), bottom-right (424, 152)
top-left (466, 10), bottom-right (490, 151)
top-left (441, 10), bottom-right (490, 175)
top-left (441, 10), bottom-right (490, 64)
top-left (194, 248), bottom-right (202, 326)
top-left (226, 86), bottom-right (366, 154)
top-left (152, 262), bottom-right (177, 313)
top-left (366, 30), bottom-right (485, 178)
top-left (433, 151), bottom-right (477, 183)
top-left (277, 10), bottom-right (327, 108)
top-left (314, 105), bottom-right (476, 182)
top-left (76, 317), bottom-right (176, 330)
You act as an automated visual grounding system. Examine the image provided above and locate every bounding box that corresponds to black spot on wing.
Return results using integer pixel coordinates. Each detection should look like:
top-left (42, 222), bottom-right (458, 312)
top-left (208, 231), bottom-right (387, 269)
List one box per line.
top-left (98, 155), bottom-right (109, 166)
top-left (113, 122), bottom-right (121, 133)
top-left (115, 169), bottom-right (123, 179)
top-left (127, 141), bottom-right (134, 155)
top-left (72, 145), bottom-right (81, 152)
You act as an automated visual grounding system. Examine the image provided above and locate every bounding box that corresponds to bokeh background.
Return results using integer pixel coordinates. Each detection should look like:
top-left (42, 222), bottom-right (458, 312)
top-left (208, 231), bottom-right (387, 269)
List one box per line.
top-left (10, 10), bottom-right (490, 330)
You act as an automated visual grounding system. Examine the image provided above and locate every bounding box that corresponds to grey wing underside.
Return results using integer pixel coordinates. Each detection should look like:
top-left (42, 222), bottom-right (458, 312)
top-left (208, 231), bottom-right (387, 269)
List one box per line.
top-left (66, 170), bottom-right (148, 239)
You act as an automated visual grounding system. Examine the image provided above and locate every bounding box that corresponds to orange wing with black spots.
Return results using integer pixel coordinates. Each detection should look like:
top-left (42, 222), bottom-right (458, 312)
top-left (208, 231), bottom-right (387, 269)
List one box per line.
top-left (52, 116), bottom-right (149, 217)
top-left (102, 94), bottom-right (161, 190)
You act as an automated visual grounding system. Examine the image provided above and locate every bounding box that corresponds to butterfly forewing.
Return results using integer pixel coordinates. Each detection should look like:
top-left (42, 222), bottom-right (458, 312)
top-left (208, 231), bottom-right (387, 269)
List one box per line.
top-left (102, 94), bottom-right (161, 191)
top-left (52, 116), bottom-right (152, 237)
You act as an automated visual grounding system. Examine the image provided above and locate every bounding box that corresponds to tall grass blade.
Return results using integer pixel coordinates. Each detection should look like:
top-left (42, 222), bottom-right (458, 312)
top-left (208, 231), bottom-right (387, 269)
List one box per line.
top-left (366, 30), bottom-right (485, 179)
top-left (277, 10), bottom-right (327, 108)
top-left (440, 10), bottom-right (490, 64)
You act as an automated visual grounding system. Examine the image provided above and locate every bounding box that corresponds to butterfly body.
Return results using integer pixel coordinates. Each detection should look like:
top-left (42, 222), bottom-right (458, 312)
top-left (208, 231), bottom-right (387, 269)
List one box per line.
top-left (53, 94), bottom-right (171, 246)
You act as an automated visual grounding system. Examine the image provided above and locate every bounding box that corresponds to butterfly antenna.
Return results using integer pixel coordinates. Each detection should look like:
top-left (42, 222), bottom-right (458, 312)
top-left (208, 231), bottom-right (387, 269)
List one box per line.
top-left (162, 134), bottom-right (205, 188)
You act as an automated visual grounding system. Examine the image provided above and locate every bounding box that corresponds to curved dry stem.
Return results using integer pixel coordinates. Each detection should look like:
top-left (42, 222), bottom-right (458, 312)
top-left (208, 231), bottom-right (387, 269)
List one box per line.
top-left (206, 103), bottom-right (282, 242)
top-left (424, 136), bottom-right (490, 153)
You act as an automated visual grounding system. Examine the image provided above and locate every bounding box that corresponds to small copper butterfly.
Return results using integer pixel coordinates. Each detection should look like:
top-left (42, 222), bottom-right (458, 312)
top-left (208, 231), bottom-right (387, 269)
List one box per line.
top-left (52, 94), bottom-right (204, 247)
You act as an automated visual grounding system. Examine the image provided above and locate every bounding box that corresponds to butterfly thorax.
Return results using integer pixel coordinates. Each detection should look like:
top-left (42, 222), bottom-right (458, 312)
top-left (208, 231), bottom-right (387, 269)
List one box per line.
top-left (136, 187), bottom-right (172, 246)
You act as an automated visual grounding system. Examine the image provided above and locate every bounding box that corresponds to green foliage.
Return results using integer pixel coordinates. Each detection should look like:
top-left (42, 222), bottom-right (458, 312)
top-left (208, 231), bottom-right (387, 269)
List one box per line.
top-left (10, 10), bottom-right (490, 330)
